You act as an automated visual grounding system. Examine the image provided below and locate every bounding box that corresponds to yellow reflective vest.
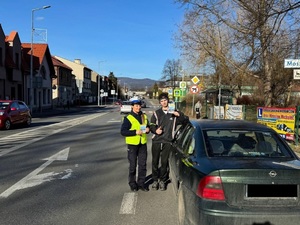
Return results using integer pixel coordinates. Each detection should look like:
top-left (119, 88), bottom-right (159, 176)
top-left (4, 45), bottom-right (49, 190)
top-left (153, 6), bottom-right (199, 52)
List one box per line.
top-left (125, 114), bottom-right (148, 145)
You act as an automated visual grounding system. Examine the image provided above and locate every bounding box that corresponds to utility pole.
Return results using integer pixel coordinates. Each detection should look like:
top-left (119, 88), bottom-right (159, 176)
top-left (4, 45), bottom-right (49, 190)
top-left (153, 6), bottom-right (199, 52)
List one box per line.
top-left (30, 5), bottom-right (51, 113)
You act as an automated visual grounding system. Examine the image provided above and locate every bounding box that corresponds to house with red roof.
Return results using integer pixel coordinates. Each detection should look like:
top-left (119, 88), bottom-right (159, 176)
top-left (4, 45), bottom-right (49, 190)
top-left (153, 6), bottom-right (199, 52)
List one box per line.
top-left (21, 43), bottom-right (55, 112)
top-left (0, 24), bottom-right (58, 113)
top-left (0, 24), bottom-right (6, 100)
top-left (0, 24), bottom-right (115, 111)
top-left (1, 28), bottom-right (23, 101)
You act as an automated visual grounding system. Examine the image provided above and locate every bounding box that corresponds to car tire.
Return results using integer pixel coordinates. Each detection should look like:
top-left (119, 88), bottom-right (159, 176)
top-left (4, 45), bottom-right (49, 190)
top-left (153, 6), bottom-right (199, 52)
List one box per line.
top-left (4, 119), bottom-right (11, 130)
top-left (178, 184), bottom-right (186, 225)
top-left (25, 117), bottom-right (32, 127)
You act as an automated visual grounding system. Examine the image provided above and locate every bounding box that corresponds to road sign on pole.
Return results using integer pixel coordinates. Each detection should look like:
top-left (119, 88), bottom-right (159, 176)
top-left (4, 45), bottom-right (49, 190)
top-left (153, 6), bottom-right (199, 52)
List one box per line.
top-left (284, 59), bottom-right (300, 68)
top-left (179, 81), bottom-right (186, 89)
top-left (174, 89), bottom-right (181, 97)
top-left (190, 85), bottom-right (199, 94)
top-left (294, 69), bottom-right (300, 79)
top-left (191, 76), bottom-right (200, 84)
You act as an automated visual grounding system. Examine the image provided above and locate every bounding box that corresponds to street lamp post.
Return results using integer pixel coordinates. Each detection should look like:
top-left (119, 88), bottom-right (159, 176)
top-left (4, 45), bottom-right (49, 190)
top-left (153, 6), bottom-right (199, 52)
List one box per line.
top-left (116, 79), bottom-right (119, 100)
top-left (30, 5), bottom-right (51, 112)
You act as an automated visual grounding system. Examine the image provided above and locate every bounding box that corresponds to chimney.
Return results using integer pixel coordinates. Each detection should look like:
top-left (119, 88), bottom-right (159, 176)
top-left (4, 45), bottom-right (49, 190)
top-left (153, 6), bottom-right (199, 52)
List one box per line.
top-left (74, 59), bottom-right (81, 64)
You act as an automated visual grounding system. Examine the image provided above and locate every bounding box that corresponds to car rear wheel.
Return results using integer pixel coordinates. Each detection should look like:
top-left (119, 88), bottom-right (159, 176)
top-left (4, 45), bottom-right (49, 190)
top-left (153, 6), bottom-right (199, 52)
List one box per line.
top-left (4, 119), bottom-right (11, 130)
top-left (25, 117), bottom-right (32, 127)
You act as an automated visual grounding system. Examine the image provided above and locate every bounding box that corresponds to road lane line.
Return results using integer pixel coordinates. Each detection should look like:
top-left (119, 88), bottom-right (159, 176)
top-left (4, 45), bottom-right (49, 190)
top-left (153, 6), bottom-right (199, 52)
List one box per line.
top-left (119, 192), bottom-right (138, 214)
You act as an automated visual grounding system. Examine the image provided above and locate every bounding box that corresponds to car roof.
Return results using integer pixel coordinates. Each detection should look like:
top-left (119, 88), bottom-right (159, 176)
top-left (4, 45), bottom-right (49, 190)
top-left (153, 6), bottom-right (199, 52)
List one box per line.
top-left (190, 119), bottom-right (272, 131)
top-left (122, 101), bottom-right (132, 105)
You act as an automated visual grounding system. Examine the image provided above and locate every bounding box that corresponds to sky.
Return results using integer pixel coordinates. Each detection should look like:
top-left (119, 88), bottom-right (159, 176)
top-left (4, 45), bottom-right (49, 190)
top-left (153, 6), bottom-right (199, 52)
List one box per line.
top-left (0, 0), bottom-right (186, 81)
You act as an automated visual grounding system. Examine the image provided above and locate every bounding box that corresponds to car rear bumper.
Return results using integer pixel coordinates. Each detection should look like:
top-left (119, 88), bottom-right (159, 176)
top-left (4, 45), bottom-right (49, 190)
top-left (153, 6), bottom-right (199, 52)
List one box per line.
top-left (185, 197), bottom-right (300, 225)
top-left (197, 209), bottom-right (300, 225)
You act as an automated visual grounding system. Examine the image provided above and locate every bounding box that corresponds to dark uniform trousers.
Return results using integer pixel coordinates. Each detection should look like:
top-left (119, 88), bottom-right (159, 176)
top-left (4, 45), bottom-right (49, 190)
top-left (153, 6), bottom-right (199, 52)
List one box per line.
top-left (151, 142), bottom-right (172, 182)
top-left (127, 143), bottom-right (147, 186)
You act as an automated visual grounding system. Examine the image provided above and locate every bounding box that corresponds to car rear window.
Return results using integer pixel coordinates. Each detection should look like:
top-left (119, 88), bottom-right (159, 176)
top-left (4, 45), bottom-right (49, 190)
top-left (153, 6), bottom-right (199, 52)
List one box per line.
top-left (204, 129), bottom-right (294, 158)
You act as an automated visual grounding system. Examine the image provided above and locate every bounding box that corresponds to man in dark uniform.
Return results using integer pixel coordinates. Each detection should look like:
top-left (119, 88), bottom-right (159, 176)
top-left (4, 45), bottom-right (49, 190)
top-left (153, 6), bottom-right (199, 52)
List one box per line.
top-left (121, 99), bottom-right (150, 192)
top-left (150, 93), bottom-right (188, 191)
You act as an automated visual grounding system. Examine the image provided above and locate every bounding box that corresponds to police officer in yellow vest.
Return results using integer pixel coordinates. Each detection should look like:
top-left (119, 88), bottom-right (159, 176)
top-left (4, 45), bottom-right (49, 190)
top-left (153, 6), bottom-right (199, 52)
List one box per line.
top-left (121, 99), bottom-right (150, 192)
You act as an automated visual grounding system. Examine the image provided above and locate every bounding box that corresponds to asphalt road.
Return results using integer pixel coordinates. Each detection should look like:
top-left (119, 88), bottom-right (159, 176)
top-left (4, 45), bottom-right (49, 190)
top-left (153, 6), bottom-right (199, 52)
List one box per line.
top-left (0, 102), bottom-right (178, 225)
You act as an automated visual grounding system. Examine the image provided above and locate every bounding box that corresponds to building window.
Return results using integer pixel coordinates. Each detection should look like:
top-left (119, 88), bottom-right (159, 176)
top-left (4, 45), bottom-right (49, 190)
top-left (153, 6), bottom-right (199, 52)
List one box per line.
top-left (0, 47), bottom-right (2, 66)
top-left (43, 89), bottom-right (46, 104)
top-left (48, 89), bottom-right (51, 104)
top-left (15, 53), bottom-right (19, 69)
top-left (41, 65), bottom-right (46, 79)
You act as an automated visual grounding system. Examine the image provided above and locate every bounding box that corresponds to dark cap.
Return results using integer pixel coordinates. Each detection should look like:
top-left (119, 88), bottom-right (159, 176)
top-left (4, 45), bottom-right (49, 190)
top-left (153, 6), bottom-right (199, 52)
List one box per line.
top-left (158, 92), bottom-right (169, 101)
top-left (131, 99), bottom-right (142, 105)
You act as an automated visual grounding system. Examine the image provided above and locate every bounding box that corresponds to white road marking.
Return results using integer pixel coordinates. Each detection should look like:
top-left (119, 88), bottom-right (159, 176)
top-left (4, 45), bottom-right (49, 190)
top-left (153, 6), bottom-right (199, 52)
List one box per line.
top-left (0, 148), bottom-right (70, 198)
top-left (119, 192), bottom-right (138, 214)
top-left (0, 113), bottom-right (107, 157)
top-left (107, 120), bottom-right (121, 123)
top-left (61, 169), bottom-right (73, 180)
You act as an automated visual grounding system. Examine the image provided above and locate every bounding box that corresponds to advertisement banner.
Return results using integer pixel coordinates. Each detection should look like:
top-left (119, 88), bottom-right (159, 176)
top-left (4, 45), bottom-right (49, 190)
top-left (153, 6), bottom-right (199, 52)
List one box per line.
top-left (257, 107), bottom-right (296, 141)
top-left (225, 105), bottom-right (244, 120)
top-left (214, 106), bottom-right (224, 119)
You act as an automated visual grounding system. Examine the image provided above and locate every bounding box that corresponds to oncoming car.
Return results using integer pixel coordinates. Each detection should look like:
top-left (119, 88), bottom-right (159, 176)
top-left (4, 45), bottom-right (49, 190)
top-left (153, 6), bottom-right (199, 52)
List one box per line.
top-left (0, 100), bottom-right (32, 130)
top-left (169, 119), bottom-right (300, 225)
top-left (120, 101), bottom-right (132, 114)
top-left (141, 100), bottom-right (146, 108)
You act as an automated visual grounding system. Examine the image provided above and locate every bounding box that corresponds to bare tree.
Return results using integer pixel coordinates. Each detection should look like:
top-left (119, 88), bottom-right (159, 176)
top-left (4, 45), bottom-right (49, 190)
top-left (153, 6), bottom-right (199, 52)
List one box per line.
top-left (175, 0), bottom-right (300, 106)
top-left (108, 72), bottom-right (117, 92)
top-left (161, 59), bottom-right (182, 90)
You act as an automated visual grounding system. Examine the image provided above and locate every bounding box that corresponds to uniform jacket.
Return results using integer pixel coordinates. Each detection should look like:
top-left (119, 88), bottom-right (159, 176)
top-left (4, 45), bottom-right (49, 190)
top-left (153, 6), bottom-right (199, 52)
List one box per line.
top-left (120, 111), bottom-right (149, 145)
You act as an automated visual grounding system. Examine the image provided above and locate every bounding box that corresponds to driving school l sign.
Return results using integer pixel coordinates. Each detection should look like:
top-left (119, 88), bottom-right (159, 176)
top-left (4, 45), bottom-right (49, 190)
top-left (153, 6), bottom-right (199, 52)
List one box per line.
top-left (257, 107), bottom-right (296, 141)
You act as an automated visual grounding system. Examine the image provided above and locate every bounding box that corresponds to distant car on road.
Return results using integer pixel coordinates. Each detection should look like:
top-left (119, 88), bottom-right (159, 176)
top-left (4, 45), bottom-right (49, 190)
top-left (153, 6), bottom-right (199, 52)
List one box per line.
top-left (120, 101), bottom-right (132, 114)
top-left (0, 100), bottom-right (32, 130)
top-left (169, 119), bottom-right (300, 225)
top-left (141, 100), bottom-right (146, 108)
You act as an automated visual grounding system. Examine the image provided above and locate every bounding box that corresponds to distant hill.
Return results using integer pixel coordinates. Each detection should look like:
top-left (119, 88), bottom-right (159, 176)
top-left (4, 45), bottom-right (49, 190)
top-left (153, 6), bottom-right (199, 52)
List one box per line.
top-left (118, 77), bottom-right (158, 91)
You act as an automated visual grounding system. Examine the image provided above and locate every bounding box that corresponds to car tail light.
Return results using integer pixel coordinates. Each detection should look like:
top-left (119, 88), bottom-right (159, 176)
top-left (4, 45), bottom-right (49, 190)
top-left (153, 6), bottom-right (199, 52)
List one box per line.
top-left (196, 175), bottom-right (225, 201)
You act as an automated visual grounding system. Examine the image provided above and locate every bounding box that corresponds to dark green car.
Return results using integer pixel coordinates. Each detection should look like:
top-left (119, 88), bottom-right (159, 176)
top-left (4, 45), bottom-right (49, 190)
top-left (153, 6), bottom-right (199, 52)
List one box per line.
top-left (169, 119), bottom-right (300, 225)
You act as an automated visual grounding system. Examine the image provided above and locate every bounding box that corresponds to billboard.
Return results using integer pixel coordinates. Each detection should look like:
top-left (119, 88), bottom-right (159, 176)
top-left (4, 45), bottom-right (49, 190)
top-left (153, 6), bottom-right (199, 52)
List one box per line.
top-left (257, 107), bottom-right (296, 141)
